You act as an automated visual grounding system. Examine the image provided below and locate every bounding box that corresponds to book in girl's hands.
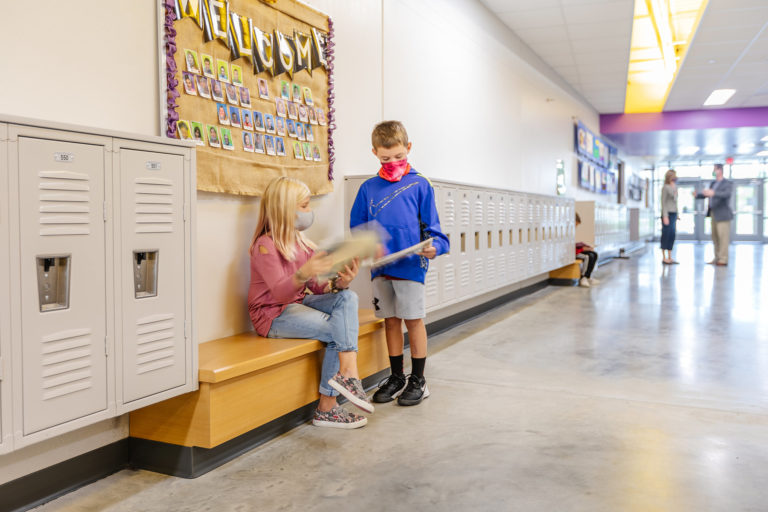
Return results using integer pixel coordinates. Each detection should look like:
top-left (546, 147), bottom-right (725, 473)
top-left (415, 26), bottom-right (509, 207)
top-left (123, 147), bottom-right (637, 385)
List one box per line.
top-left (319, 230), bottom-right (381, 279)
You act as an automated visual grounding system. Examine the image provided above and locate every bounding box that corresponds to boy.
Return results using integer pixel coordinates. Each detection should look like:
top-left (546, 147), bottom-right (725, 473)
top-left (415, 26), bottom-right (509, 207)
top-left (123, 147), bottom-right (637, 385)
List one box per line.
top-left (349, 121), bottom-right (449, 406)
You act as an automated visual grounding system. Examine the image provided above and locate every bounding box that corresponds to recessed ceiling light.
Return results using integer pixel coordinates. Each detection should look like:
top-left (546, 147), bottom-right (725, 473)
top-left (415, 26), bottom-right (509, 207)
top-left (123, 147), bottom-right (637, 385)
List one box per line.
top-left (703, 89), bottom-right (736, 106)
top-left (705, 144), bottom-right (725, 154)
top-left (707, 59), bottom-right (716, 64)
top-left (757, 150), bottom-right (768, 157)
top-left (679, 145), bottom-right (700, 155)
top-left (762, 136), bottom-right (768, 142)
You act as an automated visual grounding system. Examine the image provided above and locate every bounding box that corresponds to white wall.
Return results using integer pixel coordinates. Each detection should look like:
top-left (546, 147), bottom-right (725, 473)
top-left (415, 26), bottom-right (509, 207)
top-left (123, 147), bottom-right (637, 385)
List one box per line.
top-left (0, 0), bottom-right (620, 486)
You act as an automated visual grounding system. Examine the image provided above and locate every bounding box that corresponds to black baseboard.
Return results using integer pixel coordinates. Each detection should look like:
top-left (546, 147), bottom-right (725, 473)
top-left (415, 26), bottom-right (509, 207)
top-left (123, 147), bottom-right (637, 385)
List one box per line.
top-left (129, 367), bottom-right (390, 479)
top-left (548, 277), bottom-right (578, 286)
top-left (0, 438), bottom-right (130, 512)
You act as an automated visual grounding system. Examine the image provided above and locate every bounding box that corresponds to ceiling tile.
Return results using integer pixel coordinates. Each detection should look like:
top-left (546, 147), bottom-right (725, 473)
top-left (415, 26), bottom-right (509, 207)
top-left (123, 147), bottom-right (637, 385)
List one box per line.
top-left (479, 0), bottom-right (561, 13)
top-left (497, 7), bottom-right (566, 29)
top-left (561, 0), bottom-right (634, 24)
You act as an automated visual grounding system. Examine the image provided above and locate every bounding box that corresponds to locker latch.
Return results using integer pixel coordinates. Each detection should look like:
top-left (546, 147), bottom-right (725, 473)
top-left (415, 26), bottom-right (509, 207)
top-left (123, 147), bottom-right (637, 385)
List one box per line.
top-left (36, 255), bottom-right (71, 312)
top-left (133, 250), bottom-right (159, 299)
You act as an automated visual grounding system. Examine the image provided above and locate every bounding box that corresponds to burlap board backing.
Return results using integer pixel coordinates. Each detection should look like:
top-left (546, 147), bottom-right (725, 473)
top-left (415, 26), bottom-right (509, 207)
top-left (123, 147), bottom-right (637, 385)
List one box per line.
top-left (173, 0), bottom-right (332, 196)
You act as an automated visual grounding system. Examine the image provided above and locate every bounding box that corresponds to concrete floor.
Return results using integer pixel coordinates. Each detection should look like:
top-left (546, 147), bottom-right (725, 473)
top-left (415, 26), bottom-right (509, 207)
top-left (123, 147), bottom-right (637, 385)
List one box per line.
top-left (36, 243), bottom-right (768, 512)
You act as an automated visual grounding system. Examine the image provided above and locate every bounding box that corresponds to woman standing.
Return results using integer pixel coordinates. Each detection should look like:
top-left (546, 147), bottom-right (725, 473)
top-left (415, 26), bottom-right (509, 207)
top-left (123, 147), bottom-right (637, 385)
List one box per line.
top-left (661, 169), bottom-right (679, 264)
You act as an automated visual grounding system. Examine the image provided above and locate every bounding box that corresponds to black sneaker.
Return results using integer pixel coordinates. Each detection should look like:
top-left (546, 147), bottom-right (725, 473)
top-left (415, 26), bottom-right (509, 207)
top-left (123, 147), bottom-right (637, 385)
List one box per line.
top-left (397, 374), bottom-right (430, 406)
top-left (372, 373), bottom-right (407, 403)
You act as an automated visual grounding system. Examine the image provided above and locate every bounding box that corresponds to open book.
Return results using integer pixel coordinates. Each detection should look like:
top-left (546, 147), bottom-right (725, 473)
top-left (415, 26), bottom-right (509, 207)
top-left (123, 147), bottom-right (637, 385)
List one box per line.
top-left (319, 230), bottom-right (380, 279)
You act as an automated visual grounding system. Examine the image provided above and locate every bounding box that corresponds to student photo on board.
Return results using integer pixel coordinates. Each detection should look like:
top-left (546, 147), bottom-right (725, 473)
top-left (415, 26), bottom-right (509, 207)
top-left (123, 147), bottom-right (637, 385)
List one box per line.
top-left (243, 131), bottom-right (254, 152)
top-left (275, 98), bottom-right (287, 118)
top-left (254, 133), bottom-right (265, 153)
top-left (210, 79), bottom-right (224, 102)
top-left (287, 101), bottom-right (298, 120)
top-left (276, 117), bottom-right (286, 136)
top-left (302, 142), bottom-right (312, 161)
top-left (280, 80), bottom-right (290, 100)
top-left (207, 124), bottom-right (221, 147)
top-left (217, 59), bottom-right (230, 83)
top-left (316, 108), bottom-right (326, 126)
top-left (225, 83), bottom-right (238, 105)
top-left (275, 136), bottom-right (286, 156)
top-left (216, 103), bottom-right (230, 125)
top-left (305, 124), bottom-right (313, 142)
top-left (253, 111), bottom-right (265, 132)
top-left (242, 110), bottom-right (254, 131)
top-left (182, 72), bottom-right (197, 96)
top-left (196, 75), bottom-right (211, 98)
top-left (287, 119), bottom-right (297, 137)
top-left (201, 54), bottom-right (215, 78)
top-left (177, 120), bottom-right (193, 140)
top-left (312, 144), bottom-right (322, 162)
top-left (258, 78), bottom-right (270, 99)
top-left (303, 87), bottom-right (313, 106)
top-left (190, 121), bottom-right (205, 145)
top-left (292, 140), bottom-right (303, 159)
top-left (231, 64), bottom-right (243, 86)
top-left (184, 49), bottom-right (200, 73)
top-left (292, 83), bottom-right (302, 103)
top-left (264, 113), bottom-right (276, 134)
top-left (308, 107), bottom-right (317, 125)
top-left (229, 106), bottom-right (241, 128)
top-left (298, 104), bottom-right (309, 123)
top-left (239, 87), bottom-right (252, 108)
top-left (265, 134), bottom-right (276, 155)
top-left (296, 122), bottom-right (305, 141)
top-left (221, 128), bottom-right (234, 150)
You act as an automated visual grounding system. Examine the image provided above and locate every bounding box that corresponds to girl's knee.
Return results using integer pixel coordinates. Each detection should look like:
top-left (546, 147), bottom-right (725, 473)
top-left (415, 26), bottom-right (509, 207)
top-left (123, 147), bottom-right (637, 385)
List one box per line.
top-left (336, 289), bottom-right (358, 309)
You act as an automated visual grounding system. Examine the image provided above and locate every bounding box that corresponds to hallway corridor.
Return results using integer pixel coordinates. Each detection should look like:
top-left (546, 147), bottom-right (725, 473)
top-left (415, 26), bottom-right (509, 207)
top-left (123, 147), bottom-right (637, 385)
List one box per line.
top-left (37, 244), bottom-right (768, 512)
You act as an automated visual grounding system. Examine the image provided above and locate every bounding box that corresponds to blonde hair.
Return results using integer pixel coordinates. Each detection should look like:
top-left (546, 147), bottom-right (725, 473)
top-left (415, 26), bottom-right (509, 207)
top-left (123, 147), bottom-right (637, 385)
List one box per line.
top-left (372, 120), bottom-right (409, 149)
top-left (249, 177), bottom-right (315, 260)
top-left (664, 169), bottom-right (676, 184)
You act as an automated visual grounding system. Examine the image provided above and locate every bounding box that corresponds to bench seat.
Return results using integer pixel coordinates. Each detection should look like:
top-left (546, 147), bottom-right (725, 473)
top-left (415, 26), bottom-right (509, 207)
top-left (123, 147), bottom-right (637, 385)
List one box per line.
top-left (549, 260), bottom-right (582, 281)
top-left (129, 309), bottom-right (387, 449)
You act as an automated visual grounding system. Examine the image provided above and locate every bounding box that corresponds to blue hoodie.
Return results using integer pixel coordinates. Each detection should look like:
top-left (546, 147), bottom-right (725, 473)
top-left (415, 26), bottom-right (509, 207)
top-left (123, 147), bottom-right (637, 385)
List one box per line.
top-left (350, 168), bottom-right (450, 283)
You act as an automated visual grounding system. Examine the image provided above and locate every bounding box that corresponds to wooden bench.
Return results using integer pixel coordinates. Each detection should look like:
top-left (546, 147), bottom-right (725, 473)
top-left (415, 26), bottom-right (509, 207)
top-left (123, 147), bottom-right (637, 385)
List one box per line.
top-left (548, 259), bottom-right (582, 283)
top-left (129, 310), bottom-right (388, 450)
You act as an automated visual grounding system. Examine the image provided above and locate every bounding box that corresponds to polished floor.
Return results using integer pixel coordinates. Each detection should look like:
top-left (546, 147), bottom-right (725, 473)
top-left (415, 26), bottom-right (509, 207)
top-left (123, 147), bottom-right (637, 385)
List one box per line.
top-left (36, 243), bottom-right (768, 511)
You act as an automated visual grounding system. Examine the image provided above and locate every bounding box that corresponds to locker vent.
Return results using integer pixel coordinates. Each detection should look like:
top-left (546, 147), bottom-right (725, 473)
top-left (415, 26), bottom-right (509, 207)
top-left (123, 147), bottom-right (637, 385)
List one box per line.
top-left (135, 178), bottom-right (174, 234)
top-left (486, 201), bottom-right (496, 226)
top-left (41, 327), bottom-right (94, 400)
top-left (443, 197), bottom-right (455, 228)
top-left (425, 269), bottom-right (439, 299)
top-left (460, 200), bottom-right (471, 227)
top-left (459, 261), bottom-right (471, 288)
top-left (135, 313), bottom-right (176, 375)
top-left (38, 170), bottom-right (91, 236)
top-left (486, 255), bottom-right (496, 283)
top-left (474, 200), bottom-right (483, 226)
top-left (443, 263), bottom-right (455, 294)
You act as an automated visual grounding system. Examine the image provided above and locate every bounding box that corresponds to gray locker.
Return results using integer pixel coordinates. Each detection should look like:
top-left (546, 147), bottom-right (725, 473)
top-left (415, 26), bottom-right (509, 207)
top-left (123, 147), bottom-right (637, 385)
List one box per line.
top-left (116, 147), bottom-right (188, 405)
top-left (437, 186), bottom-right (457, 303)
top-left (457, 189), bottom-right (473, 299)
top-left (0, 124), bottom-right (11, 453)
top-left (16, 136), bottom-right (110, 436)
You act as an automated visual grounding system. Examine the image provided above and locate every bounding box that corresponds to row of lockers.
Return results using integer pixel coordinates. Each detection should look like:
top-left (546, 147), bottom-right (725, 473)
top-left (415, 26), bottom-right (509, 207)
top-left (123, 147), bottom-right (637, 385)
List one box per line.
top-left (345, 176), bottom-right (576, 312)
top-left (575, 201), bottom-right (630, 255)
top-left (0, 117), bottom-right (197, 453)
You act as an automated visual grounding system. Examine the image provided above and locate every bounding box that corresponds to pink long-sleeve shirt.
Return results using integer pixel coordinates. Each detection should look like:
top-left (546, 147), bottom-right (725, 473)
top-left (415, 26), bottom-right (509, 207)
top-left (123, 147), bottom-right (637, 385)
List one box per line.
top-left (248, 235), bottom-right (326, 337)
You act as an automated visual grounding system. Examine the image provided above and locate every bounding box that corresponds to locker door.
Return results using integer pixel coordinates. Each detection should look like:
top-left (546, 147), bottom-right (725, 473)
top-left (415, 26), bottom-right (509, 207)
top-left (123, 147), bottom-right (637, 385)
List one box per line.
top-left (0, 125), bottom-right (10, 452)
top-left (471, 191), bottom-right (485, 292)
top-left (18, 137), bottom-right (108, 435)
top-left (439, 187), bottom-right (457, 303)
top-left (484, 192), bottom-right (497, 289)
top-left (119, 149), bottom-right (187, 404)
top-left (496, 194), bottom-right (507, 285)
top-left (457, 189), bottom-right (472, 298)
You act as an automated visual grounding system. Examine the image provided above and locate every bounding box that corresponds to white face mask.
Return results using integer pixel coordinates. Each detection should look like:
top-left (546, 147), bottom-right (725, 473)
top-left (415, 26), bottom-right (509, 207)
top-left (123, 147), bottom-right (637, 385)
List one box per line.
top-left (295, 210), bottom-right (314, 231)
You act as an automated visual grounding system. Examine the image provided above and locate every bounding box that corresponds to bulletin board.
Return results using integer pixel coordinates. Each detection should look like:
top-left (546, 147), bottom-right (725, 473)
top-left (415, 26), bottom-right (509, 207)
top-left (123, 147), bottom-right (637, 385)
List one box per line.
top-left (160, 0), bottom-right (335, 196)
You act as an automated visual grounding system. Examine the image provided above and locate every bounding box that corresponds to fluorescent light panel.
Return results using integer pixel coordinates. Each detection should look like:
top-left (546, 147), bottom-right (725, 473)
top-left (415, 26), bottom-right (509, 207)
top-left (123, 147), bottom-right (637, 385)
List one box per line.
top-left (703, 89), bottom-right (736, 106)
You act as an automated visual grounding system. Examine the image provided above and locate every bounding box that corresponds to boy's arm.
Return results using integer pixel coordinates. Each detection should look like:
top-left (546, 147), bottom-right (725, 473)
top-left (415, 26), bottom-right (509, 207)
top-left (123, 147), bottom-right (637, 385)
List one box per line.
top-left (349, 185), bottom-right (368, 229)
top-left (420, 182), bottom-right (450, 256)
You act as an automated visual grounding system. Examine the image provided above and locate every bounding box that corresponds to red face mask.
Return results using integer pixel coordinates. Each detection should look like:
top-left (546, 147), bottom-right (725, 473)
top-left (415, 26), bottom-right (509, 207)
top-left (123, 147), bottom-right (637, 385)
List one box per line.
top-left (378, 159), bottom-right (410, 182)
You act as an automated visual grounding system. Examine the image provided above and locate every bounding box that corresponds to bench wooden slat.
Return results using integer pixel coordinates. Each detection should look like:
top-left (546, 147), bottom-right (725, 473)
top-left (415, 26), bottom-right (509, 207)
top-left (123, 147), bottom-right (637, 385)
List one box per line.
top-left (198, 310), bottom-right (384, 384)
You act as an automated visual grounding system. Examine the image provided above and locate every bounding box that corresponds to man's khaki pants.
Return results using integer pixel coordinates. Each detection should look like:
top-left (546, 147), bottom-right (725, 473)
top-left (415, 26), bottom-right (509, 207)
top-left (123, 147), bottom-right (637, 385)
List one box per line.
top-left (711, 220), bottom-right (730, 264)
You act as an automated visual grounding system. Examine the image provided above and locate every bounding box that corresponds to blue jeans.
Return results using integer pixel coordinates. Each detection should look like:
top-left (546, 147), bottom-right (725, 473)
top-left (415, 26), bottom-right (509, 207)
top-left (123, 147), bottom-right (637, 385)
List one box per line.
top-left (660, 212), bottom-right (677, 250)
top-left (268, 290), bottom-right (359, 397)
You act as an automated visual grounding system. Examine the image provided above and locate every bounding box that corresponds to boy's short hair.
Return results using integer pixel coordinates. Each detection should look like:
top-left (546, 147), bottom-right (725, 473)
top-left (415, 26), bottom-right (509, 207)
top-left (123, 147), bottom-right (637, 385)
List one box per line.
top-left (372, 120), bottom-right (409, 149)
top-left (575, 212), bottom-right (581, 224)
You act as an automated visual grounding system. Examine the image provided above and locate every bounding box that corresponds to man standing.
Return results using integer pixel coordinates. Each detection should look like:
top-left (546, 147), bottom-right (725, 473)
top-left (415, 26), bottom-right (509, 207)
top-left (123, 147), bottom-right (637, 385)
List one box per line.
top-left (696, 163), bottom-right (733, 266)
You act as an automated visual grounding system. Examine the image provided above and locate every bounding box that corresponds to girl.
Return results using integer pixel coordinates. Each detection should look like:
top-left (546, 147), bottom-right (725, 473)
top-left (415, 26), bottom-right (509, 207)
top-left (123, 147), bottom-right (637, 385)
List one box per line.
top-left (661, 169), bottom-right (679, 265)
top-left (248, 177), bottom-right (373, 429)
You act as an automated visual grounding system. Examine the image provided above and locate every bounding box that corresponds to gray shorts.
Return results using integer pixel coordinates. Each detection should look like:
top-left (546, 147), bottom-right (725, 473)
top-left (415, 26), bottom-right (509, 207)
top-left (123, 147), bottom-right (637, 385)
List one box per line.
top-left (372, 277), bottom-right (425, 320)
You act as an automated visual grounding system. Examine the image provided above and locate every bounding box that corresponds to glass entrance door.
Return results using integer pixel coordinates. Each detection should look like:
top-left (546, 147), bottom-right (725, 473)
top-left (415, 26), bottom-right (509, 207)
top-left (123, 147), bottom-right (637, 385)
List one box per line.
top-left (732, 179), bottom-right (764, 242)
top-left (676, 178), bottom-right (765, 242)
top-left (676, 179), bottom-right (707, 241)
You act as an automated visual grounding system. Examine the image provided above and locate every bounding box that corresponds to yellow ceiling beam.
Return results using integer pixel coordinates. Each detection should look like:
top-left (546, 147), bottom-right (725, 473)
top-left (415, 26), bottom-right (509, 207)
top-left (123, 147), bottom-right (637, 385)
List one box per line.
top-left (624, 0), bottom-right (709, 113)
